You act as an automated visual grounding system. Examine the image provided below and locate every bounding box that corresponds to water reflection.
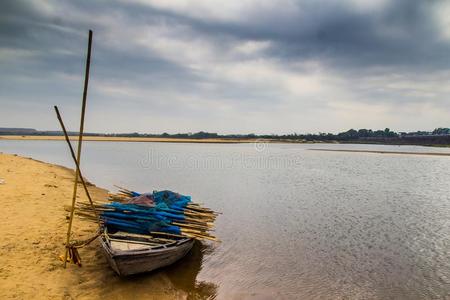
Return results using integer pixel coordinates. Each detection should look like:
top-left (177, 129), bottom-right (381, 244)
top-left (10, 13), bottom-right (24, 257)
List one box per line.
top-left (165, 241), bottom-right (218, 300)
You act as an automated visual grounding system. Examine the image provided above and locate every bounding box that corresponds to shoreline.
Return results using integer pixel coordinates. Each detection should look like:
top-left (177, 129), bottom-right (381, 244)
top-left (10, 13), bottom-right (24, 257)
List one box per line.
top-left (308, 148), bottom-right (450, 157)
top-left (0, 135), bottom-right (258, 144)
top-left (0, 153), bottom-right (197, 299)
top-left (1, 135), bottom-right (449, 148)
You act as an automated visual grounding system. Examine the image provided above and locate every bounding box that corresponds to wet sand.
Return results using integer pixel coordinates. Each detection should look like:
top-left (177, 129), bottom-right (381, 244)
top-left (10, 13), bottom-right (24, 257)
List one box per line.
top-left (309, 148), bottom-right (450, 156)
top-left (0, 153), bottom-right (204, 299)
top-left (0, 135), bottom-right (258, 144)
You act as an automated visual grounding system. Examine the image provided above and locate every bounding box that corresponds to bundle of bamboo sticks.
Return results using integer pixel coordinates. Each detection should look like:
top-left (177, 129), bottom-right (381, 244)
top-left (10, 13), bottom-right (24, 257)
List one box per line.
top-left (73, 187), bottom-right (220, 242)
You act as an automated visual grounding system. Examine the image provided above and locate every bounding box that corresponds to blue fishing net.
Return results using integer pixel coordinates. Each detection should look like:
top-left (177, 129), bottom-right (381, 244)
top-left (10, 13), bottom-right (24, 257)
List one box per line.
top-left (102, 190), bottom-right (191, 235)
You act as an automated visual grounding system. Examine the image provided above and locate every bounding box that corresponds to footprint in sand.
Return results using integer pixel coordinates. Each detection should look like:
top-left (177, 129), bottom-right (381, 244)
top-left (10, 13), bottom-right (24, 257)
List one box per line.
top-left (44, 184), bottom-right (58, 188)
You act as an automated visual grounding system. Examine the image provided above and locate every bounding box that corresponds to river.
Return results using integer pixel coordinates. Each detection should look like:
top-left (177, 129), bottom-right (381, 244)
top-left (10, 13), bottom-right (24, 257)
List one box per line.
top-left (1, 140), bottom-right (449, 299)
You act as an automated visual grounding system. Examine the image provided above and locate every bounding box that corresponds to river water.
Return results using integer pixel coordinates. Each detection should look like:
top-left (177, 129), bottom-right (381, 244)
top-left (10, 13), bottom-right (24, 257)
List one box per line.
top-left (1, 140), bottom-right (449, 299)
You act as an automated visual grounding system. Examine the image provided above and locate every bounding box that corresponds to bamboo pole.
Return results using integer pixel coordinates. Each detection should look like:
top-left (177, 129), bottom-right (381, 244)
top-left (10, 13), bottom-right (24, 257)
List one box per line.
top-left (150, 232), bottom-right (187, 238)
top-left (63, 30), bottom-right (93, 268)
top-left (55, 106), bottom-right (99, 223)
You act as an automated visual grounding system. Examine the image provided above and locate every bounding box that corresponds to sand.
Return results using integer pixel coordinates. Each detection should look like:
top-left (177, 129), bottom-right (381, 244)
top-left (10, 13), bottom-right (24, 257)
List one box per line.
top-left (0, 135), bottom-right (259, 144)
top-left (0, 153), bottom-right (191, 299)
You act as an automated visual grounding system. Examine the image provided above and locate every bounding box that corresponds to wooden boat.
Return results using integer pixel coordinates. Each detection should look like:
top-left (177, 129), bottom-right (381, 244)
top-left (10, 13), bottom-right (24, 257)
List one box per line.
top-left (100, 230), bottom-right (194, 276)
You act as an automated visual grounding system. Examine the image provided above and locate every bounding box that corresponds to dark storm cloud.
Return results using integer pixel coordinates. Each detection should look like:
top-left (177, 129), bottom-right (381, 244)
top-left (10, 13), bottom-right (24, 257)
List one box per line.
top-left (0, 0), bottom-right (449, 133)
top-left (2, 0), bottom-right (447, 80)
top-left (0, 1), bottom-right (197, 78)
top-left (118, 0), bottom-right (450, 72)
top-left (0, 0), bottom-right (208, 112)
top-left (266, 0), bottom-right (450, 72)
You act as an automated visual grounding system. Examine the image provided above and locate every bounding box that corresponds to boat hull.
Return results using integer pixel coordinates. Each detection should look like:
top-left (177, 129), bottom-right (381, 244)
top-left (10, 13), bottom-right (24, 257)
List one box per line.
top-left (100, 235), bottom-right (194, 276)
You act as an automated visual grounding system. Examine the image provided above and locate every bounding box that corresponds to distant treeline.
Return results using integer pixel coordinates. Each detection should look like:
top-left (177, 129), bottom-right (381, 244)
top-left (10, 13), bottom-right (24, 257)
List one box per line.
top-left (1, 127), bottom-right (449, 145)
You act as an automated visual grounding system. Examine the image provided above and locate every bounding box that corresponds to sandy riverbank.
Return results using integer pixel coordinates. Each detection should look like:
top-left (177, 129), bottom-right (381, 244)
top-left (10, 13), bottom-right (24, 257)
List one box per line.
top-left (0, 153), bottom-right (199, 299)
top-left (0, 135), bottom-right (259, 144)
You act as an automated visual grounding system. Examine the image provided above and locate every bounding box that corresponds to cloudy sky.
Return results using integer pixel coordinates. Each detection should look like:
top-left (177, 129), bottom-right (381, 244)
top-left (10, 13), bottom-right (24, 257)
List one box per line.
top-left (1, 0), bottom-right (450, 134)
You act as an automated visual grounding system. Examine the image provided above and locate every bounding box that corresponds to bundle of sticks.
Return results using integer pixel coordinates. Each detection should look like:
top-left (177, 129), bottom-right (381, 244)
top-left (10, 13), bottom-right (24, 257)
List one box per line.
top-left (73, 187), bottom-right (219, 242)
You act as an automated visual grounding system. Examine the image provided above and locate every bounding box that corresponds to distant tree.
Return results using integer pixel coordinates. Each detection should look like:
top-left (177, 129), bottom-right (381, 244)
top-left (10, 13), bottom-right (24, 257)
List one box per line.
top-left (408, 131), bottom-right (430, 136)
top-left (432, 128), bottom-right (450, 135)
top-left (373, 130), bottom-right (384, 137)
top-left (383, 128), bottom-right (398, 137)
top-left (357, 129), bottom-right (372, 137)
top-left (337, 129), bottom-right (359, 140)
top-left (190, 131), bottom-right (218, 139)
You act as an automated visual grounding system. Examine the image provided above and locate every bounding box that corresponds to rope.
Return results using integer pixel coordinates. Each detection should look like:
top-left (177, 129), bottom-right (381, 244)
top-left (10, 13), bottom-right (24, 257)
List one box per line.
top-left (59, 231), bottom-right (101, 267)
top-left (70, 232), bottom-right (101, 248)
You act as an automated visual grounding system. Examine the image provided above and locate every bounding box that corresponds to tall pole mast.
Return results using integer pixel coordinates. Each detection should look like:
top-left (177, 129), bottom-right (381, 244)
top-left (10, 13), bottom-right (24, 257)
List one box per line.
top-left (63, 30), bottom-right (93, 267)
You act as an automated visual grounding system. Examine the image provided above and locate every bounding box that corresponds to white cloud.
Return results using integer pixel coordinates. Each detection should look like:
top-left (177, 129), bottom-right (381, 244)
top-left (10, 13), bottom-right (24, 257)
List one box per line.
top-left (121, 0), bottom-right (299, 23)
top-left (433, 1), bottom-right (450, 42)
